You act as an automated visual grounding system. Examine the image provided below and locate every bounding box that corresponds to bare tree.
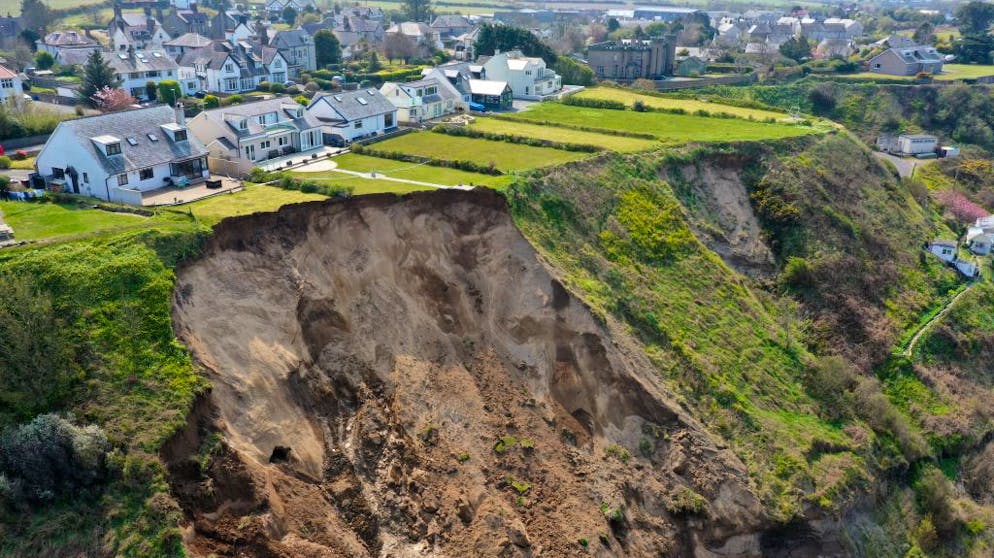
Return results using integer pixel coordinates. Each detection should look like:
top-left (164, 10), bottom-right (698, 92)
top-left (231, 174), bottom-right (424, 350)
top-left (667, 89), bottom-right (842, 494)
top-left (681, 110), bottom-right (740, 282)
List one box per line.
top-left (383, 33), bottom-right (418, 63)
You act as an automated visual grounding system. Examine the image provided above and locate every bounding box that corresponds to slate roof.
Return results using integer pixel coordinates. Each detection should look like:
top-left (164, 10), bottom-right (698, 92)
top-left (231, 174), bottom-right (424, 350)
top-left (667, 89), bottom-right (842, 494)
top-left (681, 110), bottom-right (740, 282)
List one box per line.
top-left (196, 98), bottom-right (323, 144)
top-left (431, 15), bottom-right (473, 29)
top-left (270, 28), bottom-right (312, 48)
top-left (308, 88), bottom-right (395, 122)
top-left (164, 33), bottom-right (211, 48)
top-left (41, 30), bottom-right (97, 47)
top-left (50, 106), bottom-right (207, 175)
top-left (106, 49), bottom-right (178, 73)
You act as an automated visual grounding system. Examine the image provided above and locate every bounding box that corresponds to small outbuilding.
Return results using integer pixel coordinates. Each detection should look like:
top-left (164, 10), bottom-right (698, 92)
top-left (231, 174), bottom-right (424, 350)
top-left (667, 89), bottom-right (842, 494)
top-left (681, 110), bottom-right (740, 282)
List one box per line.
top-left (927, 239), bottom-right (957, 263)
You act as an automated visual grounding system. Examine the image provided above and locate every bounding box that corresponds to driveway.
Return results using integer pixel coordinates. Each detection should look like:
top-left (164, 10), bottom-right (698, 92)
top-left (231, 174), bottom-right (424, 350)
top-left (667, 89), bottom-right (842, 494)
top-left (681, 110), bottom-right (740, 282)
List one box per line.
top-left (873, 151), bottom-right (926, 178)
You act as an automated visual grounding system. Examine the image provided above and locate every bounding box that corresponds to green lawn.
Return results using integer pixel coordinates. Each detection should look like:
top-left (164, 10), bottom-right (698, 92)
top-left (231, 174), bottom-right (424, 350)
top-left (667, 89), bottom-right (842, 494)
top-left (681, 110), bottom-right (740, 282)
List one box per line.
top-left (837, 64), bottom-right (994, 82)
top-left (509, 103), bottom-right (821, 144)
top-left (183, 184), bottom-right (326, 225)
top-left (370, 132), bottom-right (589, 172)
top-left (9, 157), bottom-right (36, 170)
top-left (574, 87), bottom-right (789, 121)
top-left (302, 170), bottom-right (433, 195)
top-left (470, 117), bottom-right (659, 152)
top-left (320, 153), bottom-right (513, 189)
top-left (0, 201), bottom-right (150, 241)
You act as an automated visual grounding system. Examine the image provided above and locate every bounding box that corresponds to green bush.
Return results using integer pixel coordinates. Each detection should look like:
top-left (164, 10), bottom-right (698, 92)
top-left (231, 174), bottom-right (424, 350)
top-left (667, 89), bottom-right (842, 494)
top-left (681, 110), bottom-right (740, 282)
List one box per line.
top-left (257, 81), bottom-right (272, 92)
top-left (0, 156), bottom-right (10, 169)
top-left (270, 83), bottom-right (286, 94)
top-left (0, 414), bottom-right (110, 507)
top-left (561, 96), bottom-right (626, 110)
top-left (203, 95), bottom-right (220, 109)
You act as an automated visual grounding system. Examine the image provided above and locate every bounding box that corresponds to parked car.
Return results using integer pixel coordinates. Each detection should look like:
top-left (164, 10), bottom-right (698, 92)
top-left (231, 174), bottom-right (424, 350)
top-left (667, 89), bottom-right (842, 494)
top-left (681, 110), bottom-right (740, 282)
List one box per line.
top-left (193, 90), bottom-right (208, 98)
top-left (283, 81), bottom-right (296, 88)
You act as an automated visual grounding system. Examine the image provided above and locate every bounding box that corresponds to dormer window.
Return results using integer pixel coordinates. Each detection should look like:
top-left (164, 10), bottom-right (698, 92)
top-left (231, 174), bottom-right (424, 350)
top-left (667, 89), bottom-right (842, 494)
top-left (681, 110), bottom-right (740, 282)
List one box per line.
top-left (174, 129), bottom-right (187, 141)
top-left (160, 123), bottom-right (188, 141)
top-left (106, 142), bottom-right (122, 155)
top-left (239, 119), bottom-right (248, 130)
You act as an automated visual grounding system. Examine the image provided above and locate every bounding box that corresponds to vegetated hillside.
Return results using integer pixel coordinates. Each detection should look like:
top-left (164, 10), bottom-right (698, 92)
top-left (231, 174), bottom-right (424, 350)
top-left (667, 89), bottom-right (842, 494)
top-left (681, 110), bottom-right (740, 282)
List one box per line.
top-left (694, 81), bottom-right (994, 152)
top-left (169, 191), bottom-right (772, 557)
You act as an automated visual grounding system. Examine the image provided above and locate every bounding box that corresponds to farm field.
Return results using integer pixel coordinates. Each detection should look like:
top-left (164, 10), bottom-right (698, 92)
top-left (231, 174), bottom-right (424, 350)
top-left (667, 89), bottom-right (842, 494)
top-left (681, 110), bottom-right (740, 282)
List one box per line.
top-left (368, 132), bottom-right (589, 171)
top-left (507, 103), bottom-right (821, 144)
top-left (469, 117), bottom-right (658, 152)
top-left (573, 87), bottom-right (789, 121)
top-left (0, 201), bottom-right (150, 241)
top-left (322, 153), bottom-right (514, 188)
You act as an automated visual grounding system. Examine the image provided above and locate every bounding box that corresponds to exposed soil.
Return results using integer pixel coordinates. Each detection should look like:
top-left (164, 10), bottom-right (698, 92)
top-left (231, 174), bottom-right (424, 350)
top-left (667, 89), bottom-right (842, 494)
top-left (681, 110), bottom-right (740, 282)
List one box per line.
top-left (167, 189), bottom-right (777, 557)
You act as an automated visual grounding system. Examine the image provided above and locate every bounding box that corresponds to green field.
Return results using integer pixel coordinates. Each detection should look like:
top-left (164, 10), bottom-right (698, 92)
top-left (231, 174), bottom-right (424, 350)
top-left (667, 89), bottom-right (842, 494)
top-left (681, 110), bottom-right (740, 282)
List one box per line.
top-left (508, 103), bottom-right (821, 144)
top-left (573, 87), bottom-right (789, 121)
top-left (470, 117), bottom-right (659, 152)
top-left (370, 132), bottom-right (589, 172)
top-left (839, 64), bottom-right (994, 82)
top-left (184, 185), bottom-right (325, 225)
top-left (321, 153), bottom-right (513, 188)
top-left (301, 170), bottom-right (433, 195)
top-left (0, 201), bottom-right (149, 241)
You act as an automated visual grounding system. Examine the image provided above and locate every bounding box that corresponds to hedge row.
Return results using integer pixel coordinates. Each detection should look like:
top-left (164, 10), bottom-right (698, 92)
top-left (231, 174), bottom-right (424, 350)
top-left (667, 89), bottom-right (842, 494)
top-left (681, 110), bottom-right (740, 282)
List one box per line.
top-left (561, 96), bottom-right (627, 110)
top-left (431, 125), bottom-right (603, 153)
top-left (350, 144), bottom-right (504, 175)
top-left (248, 168), bottom-right (353, 197)
top-left (634, 102), bottom-right (780, 123)
top-left (487, 114), bottom-right (657, 140)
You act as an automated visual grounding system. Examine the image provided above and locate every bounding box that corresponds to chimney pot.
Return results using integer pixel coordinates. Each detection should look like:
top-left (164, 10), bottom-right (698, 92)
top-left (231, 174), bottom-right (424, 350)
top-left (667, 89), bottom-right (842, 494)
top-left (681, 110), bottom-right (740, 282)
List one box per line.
top-left (175, 102), bottom-right (186, 126)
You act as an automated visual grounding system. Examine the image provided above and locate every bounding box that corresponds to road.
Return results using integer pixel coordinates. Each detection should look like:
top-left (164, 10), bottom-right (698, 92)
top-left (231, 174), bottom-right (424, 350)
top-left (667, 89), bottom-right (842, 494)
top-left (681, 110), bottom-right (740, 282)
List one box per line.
top-left (873, 152), bottom-right (922, 178)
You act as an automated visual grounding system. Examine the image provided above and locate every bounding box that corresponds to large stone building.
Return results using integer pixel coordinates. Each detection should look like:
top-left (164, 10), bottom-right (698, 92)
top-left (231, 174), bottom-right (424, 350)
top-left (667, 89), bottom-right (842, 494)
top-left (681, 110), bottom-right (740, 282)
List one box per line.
top-left (586, 38), bottom-right (675, 81)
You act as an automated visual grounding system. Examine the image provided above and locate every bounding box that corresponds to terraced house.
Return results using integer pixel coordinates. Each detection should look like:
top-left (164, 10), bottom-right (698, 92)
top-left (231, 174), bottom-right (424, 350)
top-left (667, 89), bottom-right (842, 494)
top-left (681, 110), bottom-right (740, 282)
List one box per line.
top-left (187, 98), bottom-right (325, 165)
top-left (266, 28), bottom-right (316, 78)
top-left (179, 39), bottom-right (289, 93)
top-left (35, 105), bottom-right (209, 205)
top-left (107, 47), bottom-right (179, 100)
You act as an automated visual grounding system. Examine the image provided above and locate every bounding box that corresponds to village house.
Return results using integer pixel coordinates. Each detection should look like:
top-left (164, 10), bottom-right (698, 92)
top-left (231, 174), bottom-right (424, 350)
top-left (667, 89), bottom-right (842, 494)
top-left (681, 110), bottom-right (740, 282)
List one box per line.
top-left (265, 0), bottom-right (317, 17)
top-left (37, 30), bottom-right (100, 62)
top-left (430, 15), bottom-right (475, 44)
top-left (109, 6), bottom-right (171, 52)
top-left (387, 22), bottom-right (443, 56)
top-left (479, 50), bottom-right (561, 99)
top-left (306, 88), bottom-right (398, 145)
top-left (162, 4), bottom-right (210, 38)
top-left (0, 64), bottom-right (23, 107)
top-left (164, 33), bottom-right (212, 60)
top-left (107, 47), bottom-right (179, 100)
top-left (968, 216), bottom-right (994, 255)
top-left (35, 105), bottom-right (209, 205)
top-left (868, 44), bottom-right (943, 76)
top-left (208, 10), bottom-right (254, 43)
top-left (266, 28), bottom-right (316, 78)
top-left (380, 76), bottom-right (465, 123)
top-left (187, 98), bottom-right (325, 166)
top-left (179, 40), bottom-right (289, 93)
top-left (587, 38), bottom-right (676, 81)
top-left (898, 134), bottom-right (938, 156)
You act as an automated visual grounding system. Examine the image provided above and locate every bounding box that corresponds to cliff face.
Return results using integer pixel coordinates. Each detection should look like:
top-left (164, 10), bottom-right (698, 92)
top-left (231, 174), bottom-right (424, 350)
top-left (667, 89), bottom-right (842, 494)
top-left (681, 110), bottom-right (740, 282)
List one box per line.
top-left (168, 190), bottom-right (774, 557)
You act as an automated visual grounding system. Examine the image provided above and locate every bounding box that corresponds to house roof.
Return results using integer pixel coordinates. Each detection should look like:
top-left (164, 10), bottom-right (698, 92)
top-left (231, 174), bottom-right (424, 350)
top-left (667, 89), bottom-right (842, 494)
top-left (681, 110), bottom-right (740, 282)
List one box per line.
top-left (0, 64), bottom-right (16, 79)
top-left (196, 97), bottom-right (323, 144)
top-left (899, 134), bottom-right (937, 140)
top-left (47, 105), bottom-right (207, 175)
top-left (41, 30), bottom-right (97, 47)
top-left (106, 49), bottom-right (178, 73)
top-left (164, 33), bottom-right (211, 48)
top-left (388, 22), bottom-right (433, 37)
top-left (469, 79), bottom-right (508, 96)
top-left (431, 15), bottom-right (472, 29)
top-left (270, 28), bottom-right (313, 48)
top-left (308, 88), bottom-right (395, 122)
top-left (930, 239), bottom-right (957, 247)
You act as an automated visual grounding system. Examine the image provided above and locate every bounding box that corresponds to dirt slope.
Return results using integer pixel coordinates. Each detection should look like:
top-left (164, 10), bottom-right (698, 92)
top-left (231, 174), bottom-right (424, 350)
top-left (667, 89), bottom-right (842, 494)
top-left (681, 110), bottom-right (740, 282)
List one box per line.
top-left (168, 190), bottom-right (773, 557)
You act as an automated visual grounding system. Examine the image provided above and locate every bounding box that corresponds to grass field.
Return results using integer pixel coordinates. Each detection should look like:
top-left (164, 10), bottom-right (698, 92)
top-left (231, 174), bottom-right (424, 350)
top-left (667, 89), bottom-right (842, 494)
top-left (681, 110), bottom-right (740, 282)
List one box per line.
top-left (574, 87), bottom-right (789, 121)
top-left (183, 184), bottom-right (325, 225)
top-left (469, 117), bottom-right (659, 152)
top-left (839, 64), bottom-right (994, 82)
top-left (508, 103), bottom-right (821, 144)
top-left (370, 132), bottom-right (589, 171)
top-left (322, 153), bottom-right (514, 188)
top-left (300, 170), bottom-right (433, 195)
top-left (0, 201), bottom-right (149, 241)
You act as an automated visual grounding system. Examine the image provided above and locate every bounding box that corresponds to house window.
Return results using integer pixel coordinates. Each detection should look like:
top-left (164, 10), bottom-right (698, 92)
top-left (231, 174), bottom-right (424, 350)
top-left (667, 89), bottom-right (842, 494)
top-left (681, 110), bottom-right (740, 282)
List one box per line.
top-left (174, 130), bottom-right (187, 141)
top-left (0, 78), bottom-right (11, 89)
top-left (355, 120), bottom-right (363, 129)
top-left (225, 63), bottom-right (234, 72)
top-left (225, 78), bottom-right (238, 90)
top-left (106, 143), bottom-right (122, 155)
top-left (117, 173), bottom-right (129, 186)
top-left (82, 172), bottom-right (89, 183)
top-left (274, 59), bottom-right (281, 68)
top-left (278, 136), bottom-right (287, 146)
top-left (139, 168), bottom-right (154, 180)
top-left (385, 112), bottom-right (394, 127)
top-left (244, 145), bottom-right (255, 160)
top-left (52, 168), bottom-right (65, 179)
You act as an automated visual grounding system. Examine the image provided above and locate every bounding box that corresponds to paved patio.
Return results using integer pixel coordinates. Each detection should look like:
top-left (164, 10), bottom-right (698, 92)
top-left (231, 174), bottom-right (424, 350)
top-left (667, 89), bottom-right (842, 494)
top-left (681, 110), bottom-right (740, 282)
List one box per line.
top-left (141, 177), bottom-right (243, 207)
top-left (257, 146), bottom-right (342, 172)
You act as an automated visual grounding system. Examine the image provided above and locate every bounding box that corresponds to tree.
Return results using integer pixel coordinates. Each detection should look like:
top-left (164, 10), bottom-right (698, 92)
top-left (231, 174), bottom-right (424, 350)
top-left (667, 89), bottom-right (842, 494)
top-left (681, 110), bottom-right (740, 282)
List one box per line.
top-left (78, 50), bottom-right (120, 106)
top-left (402, 0), bottom-right (432, 22)
top-left (145, 80), bottom-right (157, 101)
top-left (19, 0), bottom-right (51, 35)
top-left (33, 51), bottom-right (54, 70)
top-left (282, 5), bottom-right (297, 26)
top-left (779, 36), bottom-right (811, 62)
top-left (913, 21), bottom-right (934, 45)
top-left (955, 1), bottom-right (994, 36)
top-left (954, 33), bottom-right (994, 64)
top-left (475, 24), bottom-right (557, 65)
top-left (157, 80), bottom-right (182, 105)
top-left (366, 50), bottom-right (381, 72)
top-left (314, 29), bottom-right (342, 67)
top-left (384, 32), bottom-right (418, 63)
top-left (607, 17), bottom-right (620, 33)
top-left (91, 86), bottom-right (136, 112)
top-left (552, 56), bottom-right (595, 86)
top-left (0, 276), bottom-right (78, 421)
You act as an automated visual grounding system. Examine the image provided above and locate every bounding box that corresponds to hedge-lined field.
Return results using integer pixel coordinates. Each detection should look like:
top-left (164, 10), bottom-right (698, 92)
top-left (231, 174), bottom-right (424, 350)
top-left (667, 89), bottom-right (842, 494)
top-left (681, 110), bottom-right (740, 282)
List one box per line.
top-left (469, 117), bottom-right (658, 152)
top-left (572, 87), bottom-right (790, 121)
top-left (369, 132), bottom-right (589, 172)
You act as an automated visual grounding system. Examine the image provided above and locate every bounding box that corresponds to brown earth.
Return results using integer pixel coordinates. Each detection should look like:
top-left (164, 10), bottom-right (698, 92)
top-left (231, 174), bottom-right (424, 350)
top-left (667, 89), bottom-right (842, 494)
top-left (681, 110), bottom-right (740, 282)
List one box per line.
top-left (166, 189), bottom-right (791, 557)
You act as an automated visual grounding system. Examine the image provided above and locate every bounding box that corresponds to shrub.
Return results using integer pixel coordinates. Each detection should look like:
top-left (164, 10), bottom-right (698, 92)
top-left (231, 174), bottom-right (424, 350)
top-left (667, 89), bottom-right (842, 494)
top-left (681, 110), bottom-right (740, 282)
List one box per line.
top-left (270, 83), bottom-right (286, 94)
top-left (286, 85), bottom-right (301, 95)
top-left (561, 96), bottom-right (626, 110)
top-left (257, 81), bottom-right (272, 92)
top-left (632, 100), bottom-right (648, 112)
top-left (0, 156), bottom-right (10, 169)
top-left (295, 95), bottom-right (309, 106)
top-left (0, 414), bottom-right (110, 507)
top-left (225, 94), bottom-right (244, 106)
top-left (203, 95), bottom-right (220, 109)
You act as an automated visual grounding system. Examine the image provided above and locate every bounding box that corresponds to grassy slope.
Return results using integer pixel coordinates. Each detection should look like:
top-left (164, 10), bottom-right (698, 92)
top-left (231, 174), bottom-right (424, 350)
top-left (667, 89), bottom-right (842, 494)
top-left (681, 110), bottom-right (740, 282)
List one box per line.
top-left (0, 201), bottom-right (148, 241)
top-left (508, 103), bottom-right (821, 144)
top-left (370, 132), bottom-right (589, 171)
top-left (574, 86), bottom-right (789, 121)
top-left (469, 117), bottom-right (660, 152)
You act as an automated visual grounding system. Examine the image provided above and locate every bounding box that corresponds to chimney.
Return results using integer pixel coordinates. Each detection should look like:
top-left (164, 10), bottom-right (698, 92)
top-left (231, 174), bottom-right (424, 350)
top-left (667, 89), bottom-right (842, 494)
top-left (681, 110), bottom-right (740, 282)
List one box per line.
top-left (156, 7), bottom-right (164, 22)
top-left (191, 2), bottom-right (198, 12)
top-left (175, 102), bottom-right (185, 126)
top-left (113, 2), bottom-right (122, 20)
top-left (127, 44), bottom-right (135, 63)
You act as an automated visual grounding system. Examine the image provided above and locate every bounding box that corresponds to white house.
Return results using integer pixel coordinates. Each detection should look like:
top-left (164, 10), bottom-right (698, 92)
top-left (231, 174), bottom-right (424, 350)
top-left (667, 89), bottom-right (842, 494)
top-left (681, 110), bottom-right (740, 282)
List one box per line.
top-left (306, 88), bottom-right (398, 144)
top-left (36, 30), bottom-right (100, 60)
top-left (898, 134), bottom-right (938, 156)
top-left (267, 28), bottom-right (316, 78)
top-left (35, 105), bottom-right (209, 205)
top-left (265, 0), bottom-right (316, 16)
top-left (106, 48), bottom-right (179, 101)
top-left (109, 6), bottom-right (171, 53)
top-left (480, 50), bottom-right (561, 99)
top-left (187, 97), bottom-right (325, 166)
top-left (164, 33), bottom-right (212, 60)
top-left (180, 40), bottom-right (290, 93)
top-left (0, 64), bottom-right (23, 107)
top-left (967, 216), bottom-right (994, 255)
top-left (379, 76), bottom-right (465, 123)
top-left (928, 240), bottom-right (957, 263)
